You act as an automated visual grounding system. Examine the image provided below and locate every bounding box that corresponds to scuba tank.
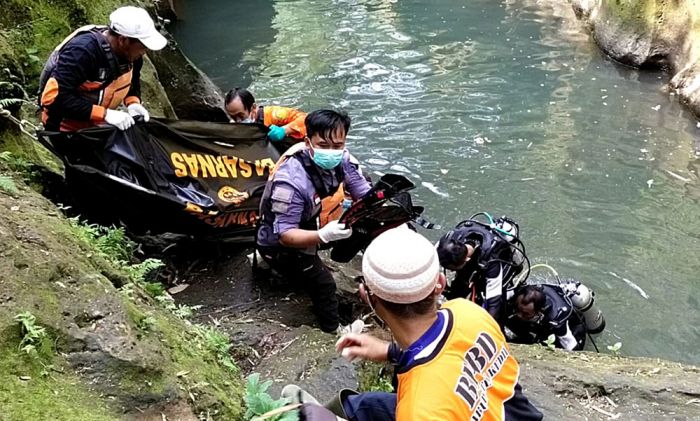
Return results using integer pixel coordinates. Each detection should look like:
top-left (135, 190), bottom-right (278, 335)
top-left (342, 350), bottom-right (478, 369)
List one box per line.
top-left (495, 216), bottom-right (524, 267)
top-left (562, 281), bottom-right (606, 334)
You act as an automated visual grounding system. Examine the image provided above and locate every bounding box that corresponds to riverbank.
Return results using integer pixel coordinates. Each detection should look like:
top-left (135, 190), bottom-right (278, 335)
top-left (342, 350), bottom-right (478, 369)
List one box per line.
top-left (169, 243), bottom-right (700, 420)
top-left (1, 0), bottom-right (700, 419)
top-left (569, 0), bottom-right (700, 119)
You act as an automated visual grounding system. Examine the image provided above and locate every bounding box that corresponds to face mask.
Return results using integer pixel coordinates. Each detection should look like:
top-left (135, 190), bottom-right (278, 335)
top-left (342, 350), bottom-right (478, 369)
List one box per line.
top-left (312, 148), bottom-right (344, 170)
top-left (240, 118), bottom-right (254, 124)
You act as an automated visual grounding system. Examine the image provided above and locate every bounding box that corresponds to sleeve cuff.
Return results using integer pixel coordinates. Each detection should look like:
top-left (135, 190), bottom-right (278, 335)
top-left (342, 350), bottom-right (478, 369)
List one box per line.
top-left (90, 105), bottom-right (106, 122)
top-left (124, 96), bottom-right (141, 106)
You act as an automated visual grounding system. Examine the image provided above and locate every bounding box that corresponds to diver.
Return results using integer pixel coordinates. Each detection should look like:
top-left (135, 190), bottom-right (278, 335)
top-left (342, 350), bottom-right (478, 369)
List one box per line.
top-left (505, 282), bottom-right (598, 351)
top-left (224, 87), bottom-right (307, 142)
top-left (436, 214), bottom-right (526, 325)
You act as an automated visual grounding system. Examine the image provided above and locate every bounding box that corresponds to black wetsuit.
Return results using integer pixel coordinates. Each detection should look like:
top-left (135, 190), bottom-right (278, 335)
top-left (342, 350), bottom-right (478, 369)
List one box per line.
top-left (444, 224), bottom-right (522, 325)
top-left (505, 284), bottom-right (587, 351)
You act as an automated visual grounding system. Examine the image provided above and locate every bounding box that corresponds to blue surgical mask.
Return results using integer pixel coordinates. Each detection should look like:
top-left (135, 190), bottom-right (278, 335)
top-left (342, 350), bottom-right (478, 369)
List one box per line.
top-left (241, 118), bottom-right (255, 123)
top-left (312, 148), bottom-right (344, 170)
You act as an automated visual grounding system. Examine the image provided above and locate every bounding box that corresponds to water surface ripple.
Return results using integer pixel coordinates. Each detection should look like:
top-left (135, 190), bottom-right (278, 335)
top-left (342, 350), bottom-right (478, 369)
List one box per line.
top-left (173, 0), bottom-right (700, 364)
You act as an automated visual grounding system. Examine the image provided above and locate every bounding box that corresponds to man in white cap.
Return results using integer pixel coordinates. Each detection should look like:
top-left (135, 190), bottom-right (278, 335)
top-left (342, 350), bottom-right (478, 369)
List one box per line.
top-left (39, 6), bottom-right (167, 132)
top-left (331, 227), bottom-right (543, 420)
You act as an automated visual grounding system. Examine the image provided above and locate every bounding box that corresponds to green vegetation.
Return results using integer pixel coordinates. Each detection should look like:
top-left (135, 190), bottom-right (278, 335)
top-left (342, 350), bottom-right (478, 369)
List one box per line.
top-left (0, 174), bottom-right (18, 194)
top-left (0, 336), bottom-right (119, 421)
top-left (544, 334), bottom-right (557, 351)
top-left (14, 311), bottom-right (49, 358)
top-left (244, 373), bottom-right (298, 421)
top-left (0, 179), bottom-right (245, 419)
top-left (0, 0), bottom-right (136, 88)
top-left (607, 341), bottom-right (623, 357)
top-left (0, 150), bottom-right (35, 190)
top-left (196, 325), bottom-right (239, 374)
top-left (357, 361), bottom-right (394, 393)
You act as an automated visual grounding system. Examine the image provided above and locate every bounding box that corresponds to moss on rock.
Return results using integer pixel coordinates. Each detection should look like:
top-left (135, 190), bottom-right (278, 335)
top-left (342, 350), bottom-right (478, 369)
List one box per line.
top-left (0, 176), bottom-right (245, 419)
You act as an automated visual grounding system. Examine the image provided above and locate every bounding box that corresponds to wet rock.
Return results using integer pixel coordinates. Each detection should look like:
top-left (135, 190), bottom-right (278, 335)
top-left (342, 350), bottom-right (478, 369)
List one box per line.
top-left (139, 56), bottom-right (177, 120)
top-left (569, 0), bottom-right (700, 118)
top-left (147, 33), bottom-right (229, 122)
top-left (513, 344), bottom-right (700, 420)
top-left (151, 0), bottom-right (179, 21)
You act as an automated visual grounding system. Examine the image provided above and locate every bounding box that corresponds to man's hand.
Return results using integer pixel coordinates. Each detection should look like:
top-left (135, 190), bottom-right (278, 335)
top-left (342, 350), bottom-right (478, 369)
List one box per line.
top-left (335, 333), bottom-right (389, 362)
top-left (127, 103), bottom-right (150, 122)
top-left (318, 220), bottom-right (352, 244)
top-left (104, 109), bottom-right (135, 130)
top-left (268, 124), bottom-right (286, 142)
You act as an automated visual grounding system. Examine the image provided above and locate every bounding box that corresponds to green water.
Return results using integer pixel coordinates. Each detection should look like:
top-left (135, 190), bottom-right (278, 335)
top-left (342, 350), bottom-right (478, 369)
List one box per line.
top-left (172, 0), bottom-right (700, 364)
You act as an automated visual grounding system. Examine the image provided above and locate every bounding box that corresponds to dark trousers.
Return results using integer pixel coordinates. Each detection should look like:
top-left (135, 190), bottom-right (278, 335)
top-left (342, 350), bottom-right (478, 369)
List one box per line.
top-left (341, 383), bottom-right (542, 421)
top-left (258, 247), bottom-right (339, 333)
top-left (343, 392), bottom-right (396, 421)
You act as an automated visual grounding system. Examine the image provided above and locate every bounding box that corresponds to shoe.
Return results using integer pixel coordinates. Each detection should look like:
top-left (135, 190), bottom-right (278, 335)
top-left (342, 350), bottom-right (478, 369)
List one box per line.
top-left (280, 384), bottom-right (321, 405)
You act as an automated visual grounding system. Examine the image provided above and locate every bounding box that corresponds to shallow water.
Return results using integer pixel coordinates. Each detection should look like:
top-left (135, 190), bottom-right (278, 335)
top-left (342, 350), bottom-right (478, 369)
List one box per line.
top-left (172, 0), bottom-right (700, 364)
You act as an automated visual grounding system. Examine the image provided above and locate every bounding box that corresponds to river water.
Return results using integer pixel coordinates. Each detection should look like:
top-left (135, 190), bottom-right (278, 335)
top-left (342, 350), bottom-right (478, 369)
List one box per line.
top-left (172, 0), bottom-right (700, 364)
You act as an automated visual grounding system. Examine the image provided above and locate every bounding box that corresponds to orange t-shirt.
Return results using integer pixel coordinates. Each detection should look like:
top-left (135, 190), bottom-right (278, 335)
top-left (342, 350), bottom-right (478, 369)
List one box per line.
top-left (396, 299), bottom-right (520, 421)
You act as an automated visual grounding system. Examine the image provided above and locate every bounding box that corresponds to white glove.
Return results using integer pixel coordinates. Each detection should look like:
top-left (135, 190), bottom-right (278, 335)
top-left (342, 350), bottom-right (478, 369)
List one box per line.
top-left (104, 109), bottom-right (135, 130)
top-left (318, 220), bottom-right (352, 243)
top-left (127, 103), bottom-right (150, 122)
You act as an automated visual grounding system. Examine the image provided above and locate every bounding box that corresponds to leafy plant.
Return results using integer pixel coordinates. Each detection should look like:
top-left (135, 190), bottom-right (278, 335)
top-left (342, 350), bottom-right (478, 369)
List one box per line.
top-left (0, 175), bottom-right (18, 194)
top-left (0, 97), bottom-right (29, 109)
top-left (24, 47), bottom-right (41, 67)
top-left (14, 311), bottom-right (47, 357)
top-left (136, 315), bottom-right (157, 333)
top-left (94, 226), bottom-right (133, 262)
top-left (0, 151), bottom-right (33, 175)
top-left (123, 258), bottom-right (164, 283)
top-left (544, 334), bottom-right (557, 351)
top-left (172, 303), bottom-right (201, 320)
top-left (143, 281), bottom-right (166, 298)
top-left (197, 325), bottom-right (237, 373)
top-left (607, 341), bottom-right (622, 356)
top-left (368, 375), bottom-right (394, 393)
top-left (244, 373), bottom-right (298, 421)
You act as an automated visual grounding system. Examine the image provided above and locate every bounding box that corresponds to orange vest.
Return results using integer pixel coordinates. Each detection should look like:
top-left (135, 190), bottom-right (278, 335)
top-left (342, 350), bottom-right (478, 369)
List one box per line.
top-left (396, 299), bottom-right (520, 421)
top-left (261, 105), bottom-right (307, 139)
top-left (269, 142), bottom-right (345, 228)
top-left (40, 25), bottom-right (138, 132)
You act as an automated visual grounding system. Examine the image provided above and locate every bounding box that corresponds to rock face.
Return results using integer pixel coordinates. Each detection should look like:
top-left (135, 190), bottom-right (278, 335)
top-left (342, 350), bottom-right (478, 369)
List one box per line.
top-left (147, 31), bottom-right (230, 122)
top-left (570, 0), bottom-right (700, 117)
top-left (514, 344), bottom-right (700, 420)
top-left (0, 178), bottom-right (245, 419)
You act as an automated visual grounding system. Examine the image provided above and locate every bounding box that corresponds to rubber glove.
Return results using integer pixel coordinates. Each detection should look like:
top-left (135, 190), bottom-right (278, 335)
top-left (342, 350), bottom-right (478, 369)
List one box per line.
top-left (318, 220), bottom-right (352, 243)
top-left (127, 103), bottom-right (150, 122)
top-left (267, 124), bottom-right (286, 142)
top-left (104, 109), bottom-right (135, 130)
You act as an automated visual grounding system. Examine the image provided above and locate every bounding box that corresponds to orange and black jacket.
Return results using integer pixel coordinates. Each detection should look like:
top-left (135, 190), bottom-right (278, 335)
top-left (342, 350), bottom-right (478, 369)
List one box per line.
top-left (40, 28), bottom-right (142, 132)
top-left (256, 105), bottom-right (307, 139)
